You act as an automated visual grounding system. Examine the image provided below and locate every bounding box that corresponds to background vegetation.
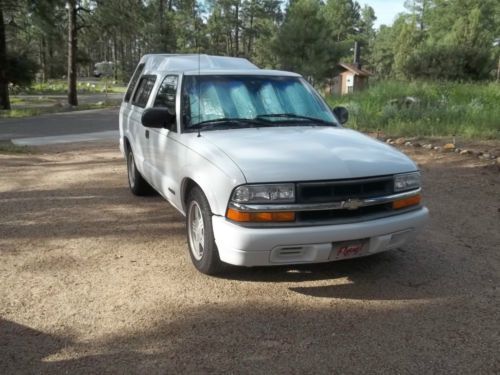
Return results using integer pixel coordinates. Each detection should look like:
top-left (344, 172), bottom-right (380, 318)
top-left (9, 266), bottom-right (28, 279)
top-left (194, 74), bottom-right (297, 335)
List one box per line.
top-left (327, 81), bottom-right (500, 139)
top-left (0, 0), bottom-right (499, 137)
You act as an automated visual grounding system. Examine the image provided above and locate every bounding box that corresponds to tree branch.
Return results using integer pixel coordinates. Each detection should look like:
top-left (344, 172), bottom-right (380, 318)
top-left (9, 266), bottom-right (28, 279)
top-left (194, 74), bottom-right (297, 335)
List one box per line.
top-left (76, 6), bottom-right (91, 13)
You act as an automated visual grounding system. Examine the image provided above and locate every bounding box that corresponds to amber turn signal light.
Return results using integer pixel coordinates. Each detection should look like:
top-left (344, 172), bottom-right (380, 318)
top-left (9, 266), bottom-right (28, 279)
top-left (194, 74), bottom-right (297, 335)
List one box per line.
top-left (227, 208), bottom-right (295, 222)
top-left (392, 194), bottom-right (421, 210)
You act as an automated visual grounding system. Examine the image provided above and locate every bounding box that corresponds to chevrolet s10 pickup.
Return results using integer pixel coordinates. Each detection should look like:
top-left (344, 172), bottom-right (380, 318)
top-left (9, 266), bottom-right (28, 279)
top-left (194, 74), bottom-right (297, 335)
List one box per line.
top-left (119, 54), bottom-right (429, 275)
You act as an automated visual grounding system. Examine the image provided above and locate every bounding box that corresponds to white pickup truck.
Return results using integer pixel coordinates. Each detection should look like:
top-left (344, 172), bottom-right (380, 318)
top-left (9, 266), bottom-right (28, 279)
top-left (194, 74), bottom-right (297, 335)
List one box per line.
top-left (119, 54), bottom-right (429, 275)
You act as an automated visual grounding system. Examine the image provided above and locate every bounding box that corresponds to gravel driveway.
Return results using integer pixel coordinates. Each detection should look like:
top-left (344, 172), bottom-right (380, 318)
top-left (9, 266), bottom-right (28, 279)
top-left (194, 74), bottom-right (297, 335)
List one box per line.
top-left (1, 142), bottom-right (499, 374)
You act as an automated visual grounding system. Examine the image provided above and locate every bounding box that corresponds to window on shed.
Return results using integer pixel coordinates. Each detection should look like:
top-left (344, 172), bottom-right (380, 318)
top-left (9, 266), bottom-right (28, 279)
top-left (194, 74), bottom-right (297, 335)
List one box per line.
top-left (124, 63), bottom-right (145, 102)
top-left (154, 75), bottom-right (178, 114)
top-left (132, 76), bottom-right (156, 108)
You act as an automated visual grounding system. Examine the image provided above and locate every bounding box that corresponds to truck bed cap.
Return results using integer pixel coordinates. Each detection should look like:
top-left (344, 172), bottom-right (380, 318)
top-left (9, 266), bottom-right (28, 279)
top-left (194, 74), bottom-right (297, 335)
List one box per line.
top-left (139, 54), bottom-right (299, 77)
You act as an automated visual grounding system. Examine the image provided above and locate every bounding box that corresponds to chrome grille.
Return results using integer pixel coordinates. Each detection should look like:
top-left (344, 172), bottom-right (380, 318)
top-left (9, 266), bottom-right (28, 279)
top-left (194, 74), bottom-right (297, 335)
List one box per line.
top-left (296, 176), bottom-right (394, 204)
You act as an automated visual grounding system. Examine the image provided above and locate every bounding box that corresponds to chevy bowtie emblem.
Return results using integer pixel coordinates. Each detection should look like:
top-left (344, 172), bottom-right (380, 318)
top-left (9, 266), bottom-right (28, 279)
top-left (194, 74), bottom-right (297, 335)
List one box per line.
top-left (342, 198), bottom-right (363, 210)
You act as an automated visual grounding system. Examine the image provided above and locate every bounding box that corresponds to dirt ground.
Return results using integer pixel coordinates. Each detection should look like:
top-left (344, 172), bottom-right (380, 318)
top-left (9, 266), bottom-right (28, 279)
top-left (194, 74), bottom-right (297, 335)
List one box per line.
top-left (1, 141), bottom-right (499, 374)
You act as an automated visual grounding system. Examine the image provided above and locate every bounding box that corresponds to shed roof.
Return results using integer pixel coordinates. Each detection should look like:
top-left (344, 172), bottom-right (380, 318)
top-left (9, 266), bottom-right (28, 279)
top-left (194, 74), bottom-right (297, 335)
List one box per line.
top-left (338, 62), bottom-right (372, 76)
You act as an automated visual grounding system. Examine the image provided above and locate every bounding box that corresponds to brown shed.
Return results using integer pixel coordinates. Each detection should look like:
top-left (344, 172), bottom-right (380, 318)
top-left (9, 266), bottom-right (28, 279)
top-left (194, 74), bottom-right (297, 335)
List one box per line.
top-left (336, 62), bottom-right (372, 95)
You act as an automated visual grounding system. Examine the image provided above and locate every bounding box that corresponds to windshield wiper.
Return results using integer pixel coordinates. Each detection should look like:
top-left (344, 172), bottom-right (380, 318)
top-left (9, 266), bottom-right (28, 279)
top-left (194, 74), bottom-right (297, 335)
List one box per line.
top-left (189, 117), bottom-right (273, 131)
top-left (257, 113), bottom-right (335, 126)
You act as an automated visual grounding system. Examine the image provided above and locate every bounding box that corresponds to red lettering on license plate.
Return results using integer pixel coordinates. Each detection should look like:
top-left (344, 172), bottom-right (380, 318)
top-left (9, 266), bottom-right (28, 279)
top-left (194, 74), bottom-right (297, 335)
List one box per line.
top-left (336, 243), bottom-right (363, 257)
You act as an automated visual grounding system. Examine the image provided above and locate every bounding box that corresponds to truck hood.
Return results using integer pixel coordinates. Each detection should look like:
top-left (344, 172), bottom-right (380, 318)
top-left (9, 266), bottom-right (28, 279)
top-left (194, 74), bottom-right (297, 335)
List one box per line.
top-left (201, 127), bottom-right (418, 183)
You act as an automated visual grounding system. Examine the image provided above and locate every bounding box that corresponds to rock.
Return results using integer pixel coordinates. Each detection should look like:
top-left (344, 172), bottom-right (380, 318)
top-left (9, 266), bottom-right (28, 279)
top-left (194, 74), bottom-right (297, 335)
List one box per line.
top-left (423, 144), bottom-right (433, 150)
top-left (434, 146), bottom-right (442, 152)
top-left (496, 157), bottom-right (500, 167)
top-left (443, 143), bottom-right (455, 152)
top-left (483, 153), bottom-right (491, 159)
top-left (96, 101), bottom-right (104, 106)
top-left (386, 139), bottom-right (392, 144)
top-left (404, 96), bottom-right (420, 106)
top-left (404, 141), bottom-right (412, 147)
top-left (454, 148), bottom-right (461, 153)
top-left (395, 137), bottom-right (406, 145)
top-left (460, 149), bottom-right (471, 155)
top-left (413, 142), bottom-right (422, 148)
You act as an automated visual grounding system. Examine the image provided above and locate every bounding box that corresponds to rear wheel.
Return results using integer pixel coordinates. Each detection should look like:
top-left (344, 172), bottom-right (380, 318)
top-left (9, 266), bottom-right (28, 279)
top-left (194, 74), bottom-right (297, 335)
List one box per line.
top-left (126, 146), bottom-right (152, 196)
top-left (186, 186), bottom-right (223, 275)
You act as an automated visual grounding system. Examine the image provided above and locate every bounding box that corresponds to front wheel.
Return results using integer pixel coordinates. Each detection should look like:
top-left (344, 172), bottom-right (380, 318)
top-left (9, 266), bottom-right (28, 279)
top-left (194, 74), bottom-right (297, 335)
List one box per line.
top-left (186, 187), bottom-right (223, 275)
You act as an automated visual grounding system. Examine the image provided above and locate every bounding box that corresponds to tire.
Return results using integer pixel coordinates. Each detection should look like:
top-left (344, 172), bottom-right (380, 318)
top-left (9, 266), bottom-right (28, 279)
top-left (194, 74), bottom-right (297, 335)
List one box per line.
top-left (126, 146), bottom-right (153, 196)
top-left (186, 186), bottom-right (223, 275)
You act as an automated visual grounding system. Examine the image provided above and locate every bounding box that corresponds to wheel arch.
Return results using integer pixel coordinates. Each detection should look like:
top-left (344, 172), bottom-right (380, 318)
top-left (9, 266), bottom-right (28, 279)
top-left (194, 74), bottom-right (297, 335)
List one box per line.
top-left (181, 176), bottom-right (228, 217)
top-left (181, 178), bottom-right (202, 214)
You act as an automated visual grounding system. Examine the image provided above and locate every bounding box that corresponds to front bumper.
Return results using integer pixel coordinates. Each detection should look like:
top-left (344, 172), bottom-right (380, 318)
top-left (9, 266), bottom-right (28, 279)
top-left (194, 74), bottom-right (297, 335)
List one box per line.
top-left (212, 207), bottom-right (429, 266)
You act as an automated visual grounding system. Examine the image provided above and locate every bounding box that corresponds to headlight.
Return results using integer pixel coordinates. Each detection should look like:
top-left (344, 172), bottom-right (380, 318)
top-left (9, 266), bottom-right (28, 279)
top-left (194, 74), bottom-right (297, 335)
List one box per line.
top-left (231, 184), bottom-right (295, 204)
top-left (394, 172), bottom-right (421, 192)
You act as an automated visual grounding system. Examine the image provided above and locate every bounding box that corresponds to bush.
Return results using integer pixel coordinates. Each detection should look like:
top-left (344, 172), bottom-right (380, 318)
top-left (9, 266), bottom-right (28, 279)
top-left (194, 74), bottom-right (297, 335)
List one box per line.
top-left (403, 45), bottom-right (494, 81)
top-left (6, 54), bottom-right (39, 87)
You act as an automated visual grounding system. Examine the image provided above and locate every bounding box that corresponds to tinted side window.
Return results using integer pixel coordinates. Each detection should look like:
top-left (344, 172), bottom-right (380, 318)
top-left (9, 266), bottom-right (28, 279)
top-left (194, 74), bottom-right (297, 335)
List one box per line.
top-left (132, 76), bottom-right (156, 108)
top-left (124, 63), bottom-right (145, 102)
top-left (154, 75), bottom-right (178, 115)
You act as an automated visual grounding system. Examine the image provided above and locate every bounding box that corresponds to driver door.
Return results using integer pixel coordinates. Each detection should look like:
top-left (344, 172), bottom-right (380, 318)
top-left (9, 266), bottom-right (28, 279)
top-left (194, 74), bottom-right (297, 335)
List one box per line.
top-left (148, 75), bottom-right (181, 204)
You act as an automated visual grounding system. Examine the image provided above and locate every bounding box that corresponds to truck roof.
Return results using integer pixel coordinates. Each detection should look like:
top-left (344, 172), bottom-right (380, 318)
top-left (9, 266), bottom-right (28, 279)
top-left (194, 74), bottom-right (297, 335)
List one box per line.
top-left (138, 54), bottom-right (300, 77)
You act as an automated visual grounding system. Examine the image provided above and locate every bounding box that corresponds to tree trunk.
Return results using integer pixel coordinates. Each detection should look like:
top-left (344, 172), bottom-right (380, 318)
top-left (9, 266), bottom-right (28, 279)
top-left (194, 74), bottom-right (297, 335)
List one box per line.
top-left (234, 2), bottom-right (239, 56)
top-left (48, 41), bottom-right (54, 78)
top-left (0, 5), bottom-right (10, 110)
top-left (67, 0), bottom-right (78, 106)
top-left (112, 35), bottom-right (118, 81)
top-left (247, 3), bottom-right (254, 57)
top-left (497, 56), bottom-right (500, 82)
top-left (40, 36), bottom-right (47, 82)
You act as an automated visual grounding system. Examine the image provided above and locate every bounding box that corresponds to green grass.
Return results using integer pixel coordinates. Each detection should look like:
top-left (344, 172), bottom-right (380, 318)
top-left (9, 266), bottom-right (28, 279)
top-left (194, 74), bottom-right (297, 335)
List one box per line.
top-left (11, 79), bottom-right (127, 95)
top-left (0, 100), bottom-right (120, 119)
top-left (0, 141), bottom-right (33, 154)
top-left (326, 80), bottom-right (500, 139)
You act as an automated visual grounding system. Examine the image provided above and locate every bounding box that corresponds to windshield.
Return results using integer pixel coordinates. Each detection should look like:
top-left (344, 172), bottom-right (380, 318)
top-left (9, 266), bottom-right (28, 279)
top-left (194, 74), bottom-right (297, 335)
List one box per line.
top-left (182, 75), bottom-right (337, 130)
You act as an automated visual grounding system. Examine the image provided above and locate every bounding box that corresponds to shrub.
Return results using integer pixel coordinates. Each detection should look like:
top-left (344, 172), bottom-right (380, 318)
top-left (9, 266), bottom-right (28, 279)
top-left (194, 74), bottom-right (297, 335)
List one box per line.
top-left (6, 54), bottom-right (39, 87)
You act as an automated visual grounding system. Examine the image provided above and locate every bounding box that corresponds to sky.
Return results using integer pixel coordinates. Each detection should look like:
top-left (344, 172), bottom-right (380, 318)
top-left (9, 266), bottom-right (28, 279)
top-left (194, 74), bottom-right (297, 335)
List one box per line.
top-left (357, 0), bottom-right (407, 28)
top-left (198, 1), bottom-right (407, 29)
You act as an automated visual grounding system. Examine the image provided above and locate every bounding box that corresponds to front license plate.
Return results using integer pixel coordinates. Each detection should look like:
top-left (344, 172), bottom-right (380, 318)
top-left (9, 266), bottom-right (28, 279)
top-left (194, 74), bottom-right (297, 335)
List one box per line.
top-left (331, 240), bottom-right (368, 260)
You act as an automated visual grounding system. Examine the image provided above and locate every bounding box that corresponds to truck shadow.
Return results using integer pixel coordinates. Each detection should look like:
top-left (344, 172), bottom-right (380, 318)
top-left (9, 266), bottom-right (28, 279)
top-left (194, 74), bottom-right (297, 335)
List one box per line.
top-left (0, 186), bottom-right (181, 244)
top-left (218, 235), bottom-right (458, 301)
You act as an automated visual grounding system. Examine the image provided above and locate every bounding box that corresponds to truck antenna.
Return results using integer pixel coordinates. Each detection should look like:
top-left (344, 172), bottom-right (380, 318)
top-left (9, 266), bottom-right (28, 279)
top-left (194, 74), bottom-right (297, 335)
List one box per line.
top-left (197, 8), bottom-right (201, 138)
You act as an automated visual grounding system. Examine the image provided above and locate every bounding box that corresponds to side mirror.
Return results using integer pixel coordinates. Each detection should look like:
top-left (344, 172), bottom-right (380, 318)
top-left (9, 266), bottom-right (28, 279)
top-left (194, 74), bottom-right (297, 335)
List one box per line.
top-left (333, 106), bottom-right (349, 125)
top-left (141, 108), bottom-right (175, 129)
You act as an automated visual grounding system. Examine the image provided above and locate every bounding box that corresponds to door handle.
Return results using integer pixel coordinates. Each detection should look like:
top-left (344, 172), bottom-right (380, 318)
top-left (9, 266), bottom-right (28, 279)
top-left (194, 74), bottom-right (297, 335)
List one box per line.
top-left (145, 129), bottom-right (149, 139)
